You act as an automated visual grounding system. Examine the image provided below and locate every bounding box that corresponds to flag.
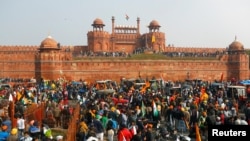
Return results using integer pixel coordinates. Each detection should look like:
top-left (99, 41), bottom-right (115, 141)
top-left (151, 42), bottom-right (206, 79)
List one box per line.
top-left (160, 74), bottom-right (165, 89)
top-left (145, 81), bottom-right (150, 88)
top-left (9, 94), bottom-right (13, 101)
top-left (141, 101), bottom-right (146, 117)
top-left (130, 126), bottom-right (137, 135)
top-left (121, 132), bottom-right (126, 141)
top-left (152, 100), bottom-right (159, 117)
top-left (195, 123), bottom-right (201, 141)
top-left (151, 35), bottom-right (155, 43)
top-left (17, 91), bottom-right (23, 101)
top-left (220, 73), bottom-right (224, 82)
top-left (125, 14), bottom-right (129, 20)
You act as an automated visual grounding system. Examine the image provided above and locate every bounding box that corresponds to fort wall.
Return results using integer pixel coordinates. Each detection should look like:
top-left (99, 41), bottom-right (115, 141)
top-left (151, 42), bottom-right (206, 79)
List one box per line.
top-left (0, 44), bottom-right (248, 82)
top-left (0, 57), bottom-right (232, 82)
top-left (58, 59), bottom-right (228, 82)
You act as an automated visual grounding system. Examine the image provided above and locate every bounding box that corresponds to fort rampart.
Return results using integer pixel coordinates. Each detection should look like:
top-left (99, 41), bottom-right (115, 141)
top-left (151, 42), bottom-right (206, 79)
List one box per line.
top-left (0, 33), bottom-right (248, 83)
top-left (0, 46), bottom-right (248, 83)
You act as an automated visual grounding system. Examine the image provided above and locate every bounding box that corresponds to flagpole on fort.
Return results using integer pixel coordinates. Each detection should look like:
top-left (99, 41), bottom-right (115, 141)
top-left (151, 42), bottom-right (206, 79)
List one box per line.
top-left (187, 71), bottom-right (190, 80)
top-left (145, 26), bottom-right (148, 49)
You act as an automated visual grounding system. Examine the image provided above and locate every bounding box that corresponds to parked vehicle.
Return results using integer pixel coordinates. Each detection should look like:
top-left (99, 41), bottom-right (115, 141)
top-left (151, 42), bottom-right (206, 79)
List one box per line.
top-left (210, 82), bottom-right (225, 95)
top-left (227, 85), bottom-right (246, 100)
top-left (238, 79), bottom-right (250, 97)
top-left (95, 80), bottom-right (116, 95)
top-left (0, 83), bottom-right (12, 89)
top-left (227, 85), bottom-right (248, 110)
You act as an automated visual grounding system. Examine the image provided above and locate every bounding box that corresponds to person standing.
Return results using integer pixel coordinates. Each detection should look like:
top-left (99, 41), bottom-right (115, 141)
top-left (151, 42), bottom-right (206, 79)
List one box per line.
top-left (244, 103), bottom-right (250, 125)
top-left (53, 104), bottom-right (62, 127)
top-left (128, 120), bottom-right (138, 136)
top-left (106, 117), bottom-right (115, 141)
top-left (100, 111), bottom-right (109, 132)
top-left (2, 116), bottom-right (12, 133)
top-left (19, 131), bottom-right (33, 141)
top-left (143, 124), bottom-right (153, 141)
top-left (0, 125), bottom-right (9, 140)
top-left (92, 117), bottom-right (104, 141)
top-left (117, 124), bottom-right (132, 141)
top-left (86, 127), bottom-right (99, 141)
top-left (78, 118), bottom-right (88, 141)
top-left (189, 107), bottom-right (199, 128)
top-left (165, 105), bottom-right (174, 127)
top-left (131, 130), bottom-right (142, 141)
top-left (7, 128), bottom-right (18, 141)
top-left (16, 115), bottom-right (25, 139)
top-left (85, 107), bottom-right (97, 125)
top-left (28, 120), bottom-right (40, 139)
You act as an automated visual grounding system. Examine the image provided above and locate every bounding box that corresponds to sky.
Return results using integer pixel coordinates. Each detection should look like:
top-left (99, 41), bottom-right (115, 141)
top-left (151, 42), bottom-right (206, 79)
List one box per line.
top-left (1, 0), bottom-right (250, 48)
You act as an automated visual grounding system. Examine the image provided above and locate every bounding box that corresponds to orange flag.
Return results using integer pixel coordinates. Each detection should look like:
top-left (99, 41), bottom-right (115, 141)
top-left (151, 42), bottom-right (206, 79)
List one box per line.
top-left (195, 123), bottom-right (201, 141)
top-left (220, 73), bottom-right (224, 82)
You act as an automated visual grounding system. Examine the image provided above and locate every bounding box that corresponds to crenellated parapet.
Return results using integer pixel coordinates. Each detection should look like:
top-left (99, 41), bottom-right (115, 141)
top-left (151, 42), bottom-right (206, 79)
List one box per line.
top-left (0, 45), bottom-right (39, 51)
top-left (87, 31), bottom-right (110, 37)
top-left (164, 46), bottom-right (226, 53)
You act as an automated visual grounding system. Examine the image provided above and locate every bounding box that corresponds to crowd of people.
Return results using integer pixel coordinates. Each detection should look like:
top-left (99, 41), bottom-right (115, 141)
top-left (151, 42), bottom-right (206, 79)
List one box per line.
top-left (0, 78), bottom-right (68, 141)
top-left (74, 78), bottom-right (250, 141)
top-left (76, 78), bottom-right (250, 141)
top-left (0, 77), bottom-right (250, 141)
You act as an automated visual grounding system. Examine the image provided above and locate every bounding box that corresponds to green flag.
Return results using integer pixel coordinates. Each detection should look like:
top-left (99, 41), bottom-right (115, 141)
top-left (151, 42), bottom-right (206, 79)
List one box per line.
top-left (153, 100), bottom-right (159, 117)
top-left (141, 101), bottom-right (146, 117)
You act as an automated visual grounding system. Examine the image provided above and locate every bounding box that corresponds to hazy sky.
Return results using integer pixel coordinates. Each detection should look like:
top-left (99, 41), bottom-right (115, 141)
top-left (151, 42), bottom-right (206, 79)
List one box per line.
top-left (1, 0), bottom-right (250, 48)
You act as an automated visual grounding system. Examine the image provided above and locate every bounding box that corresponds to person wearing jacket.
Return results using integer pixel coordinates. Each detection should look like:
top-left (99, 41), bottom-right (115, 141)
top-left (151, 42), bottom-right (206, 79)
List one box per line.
top-left (0, 125), bottom-right (9, 141)
top-left (143, 124), bottom-right (153, 141)
top-left (78, 118), bottom-right (88, 141)
top-left (92, 117), bottom-right (104, 141)
top-left (19, 131), bottom-right (33, 141)
top-left (117, 124), bottom-right (132, 141)
top-left (28, 120), bottom-right (40, 140)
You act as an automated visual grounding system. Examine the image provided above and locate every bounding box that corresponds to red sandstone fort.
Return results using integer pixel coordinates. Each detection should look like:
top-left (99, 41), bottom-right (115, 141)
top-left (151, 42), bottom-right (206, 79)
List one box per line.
top-left (0, 17), bottom-right (248, 82)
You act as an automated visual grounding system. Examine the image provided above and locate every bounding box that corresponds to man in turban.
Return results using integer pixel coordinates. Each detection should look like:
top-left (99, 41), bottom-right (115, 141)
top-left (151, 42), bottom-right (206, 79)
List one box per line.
top-left (7, 128), bottom-right (18, 140)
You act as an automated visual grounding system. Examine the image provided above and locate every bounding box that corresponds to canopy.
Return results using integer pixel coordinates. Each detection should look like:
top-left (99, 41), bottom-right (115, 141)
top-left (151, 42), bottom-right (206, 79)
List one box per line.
top-left (239, 80), bottom-right (250, 85)
top-left (181, 84), bottom-right (193, 90)
top-left (96, 89), bottom-right (115, 95)
top-left (72, 81), bottom-right (82, 85)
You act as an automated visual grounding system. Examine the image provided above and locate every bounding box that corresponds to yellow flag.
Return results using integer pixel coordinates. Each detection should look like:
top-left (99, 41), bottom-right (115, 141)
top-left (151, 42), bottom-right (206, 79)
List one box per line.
top-left (17, 92), bottom-right (22, 101)
top-left (152, 35), bottom-right (155, 43)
